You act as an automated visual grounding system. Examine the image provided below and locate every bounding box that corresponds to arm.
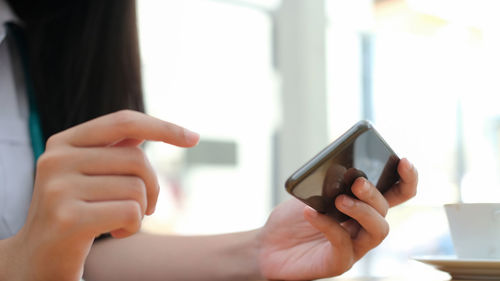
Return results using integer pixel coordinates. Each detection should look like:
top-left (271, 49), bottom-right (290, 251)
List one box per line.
top-left (84, 158), bottom-right (418, 281)
top-left (84, 231), bottom-right (262, 281)
top-left (0, 111), bottom-right (199, 281)
top-left (0, 236), bottom-right (17, 280)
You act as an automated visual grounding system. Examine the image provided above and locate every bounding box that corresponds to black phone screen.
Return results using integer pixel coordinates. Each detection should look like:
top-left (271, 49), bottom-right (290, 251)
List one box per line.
top-left (285, 121), bottom-right (400, 222)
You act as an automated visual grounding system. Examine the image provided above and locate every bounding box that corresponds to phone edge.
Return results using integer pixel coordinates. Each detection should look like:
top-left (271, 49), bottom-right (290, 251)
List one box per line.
top-left (284, 120), bottom-right (373, 194)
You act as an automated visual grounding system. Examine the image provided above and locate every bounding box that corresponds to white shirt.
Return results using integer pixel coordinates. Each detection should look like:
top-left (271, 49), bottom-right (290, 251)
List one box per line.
top-left (0, 0), bottom-right (34, 239)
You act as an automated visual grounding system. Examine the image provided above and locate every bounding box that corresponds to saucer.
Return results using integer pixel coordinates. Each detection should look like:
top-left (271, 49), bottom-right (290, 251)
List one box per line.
top-left (414, 255), bottom-right (500, 280)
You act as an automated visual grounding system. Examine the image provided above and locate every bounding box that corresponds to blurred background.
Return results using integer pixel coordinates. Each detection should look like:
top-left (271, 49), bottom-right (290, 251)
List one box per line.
top-left (137, 0), bottom-right (500, 279)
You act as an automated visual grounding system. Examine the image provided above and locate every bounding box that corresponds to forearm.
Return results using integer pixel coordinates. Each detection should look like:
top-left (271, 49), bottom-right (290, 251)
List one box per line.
top-left (0, 235), bottom-right (27, 281)
top-left (0, 238), bottom-right (12, 280)
top-left (83, 230), bottom-right (264, 281)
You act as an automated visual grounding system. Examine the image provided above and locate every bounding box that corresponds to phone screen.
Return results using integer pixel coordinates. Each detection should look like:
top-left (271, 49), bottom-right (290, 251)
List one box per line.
top-left (285, 121), bottom-right (399, 222)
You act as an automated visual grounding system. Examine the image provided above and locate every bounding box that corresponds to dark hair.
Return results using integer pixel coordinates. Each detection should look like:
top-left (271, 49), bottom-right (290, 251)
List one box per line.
top-left (6, 0), bottom-right (144, 140)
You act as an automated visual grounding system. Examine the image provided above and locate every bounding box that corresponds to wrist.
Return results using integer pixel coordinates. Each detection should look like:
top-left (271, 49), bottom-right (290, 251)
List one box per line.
top-left (1, 228), bottom-right (85, 281)
top-left (0, 234), bottom-right (25, 281)
top-left (236, 228), bottom-right (265, 281)
top-left (210, 228), bottom-right (266, 281)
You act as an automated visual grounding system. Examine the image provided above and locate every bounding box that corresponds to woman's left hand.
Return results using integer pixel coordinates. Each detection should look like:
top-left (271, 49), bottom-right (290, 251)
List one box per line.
top-left (257, 158), bottom-right (417, 280)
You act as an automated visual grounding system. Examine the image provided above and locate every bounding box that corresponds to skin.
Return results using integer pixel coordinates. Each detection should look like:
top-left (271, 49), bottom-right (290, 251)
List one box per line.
top-left (0, 110), bottom-right (418, 281)
top-left (259, 159), bottom-right (417, 280)
top-left (0, 110), bottom-right (199, 281)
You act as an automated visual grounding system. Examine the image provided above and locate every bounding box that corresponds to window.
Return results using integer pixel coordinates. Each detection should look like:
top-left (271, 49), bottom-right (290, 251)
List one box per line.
top-left (138, 0), bottom-right (497, 278)
top-left (138, 0), bottom-right (277, 234)
top-left (328, 0), bottom-right (500, 278)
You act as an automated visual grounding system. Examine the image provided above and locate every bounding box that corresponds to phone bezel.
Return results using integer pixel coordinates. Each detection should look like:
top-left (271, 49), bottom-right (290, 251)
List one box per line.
top-left (285, 120), bottom-right (397, 196)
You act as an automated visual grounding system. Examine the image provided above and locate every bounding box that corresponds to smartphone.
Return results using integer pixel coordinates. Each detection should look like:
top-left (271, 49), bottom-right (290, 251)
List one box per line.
top-left (285, 120), bottom-right (400, 222)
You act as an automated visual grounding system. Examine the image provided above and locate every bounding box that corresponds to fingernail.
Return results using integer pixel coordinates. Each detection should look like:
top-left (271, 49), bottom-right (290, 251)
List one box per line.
top-left (405, 159), bottom-right (413, 171)
top-left (360, 178), bottom-right (369, 192)
top-left (184, 129), bottom-right (200, 146)
top-left (342, 196), bottom-right (355, 207)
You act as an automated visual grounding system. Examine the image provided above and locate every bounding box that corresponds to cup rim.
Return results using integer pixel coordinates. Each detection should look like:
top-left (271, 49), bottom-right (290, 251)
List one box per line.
top-left (445, 203), bottom-right (500, 207)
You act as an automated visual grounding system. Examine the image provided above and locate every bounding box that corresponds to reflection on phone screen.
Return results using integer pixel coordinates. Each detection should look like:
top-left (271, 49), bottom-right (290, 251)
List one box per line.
top-left (291, 129), bottom-right (399, 222)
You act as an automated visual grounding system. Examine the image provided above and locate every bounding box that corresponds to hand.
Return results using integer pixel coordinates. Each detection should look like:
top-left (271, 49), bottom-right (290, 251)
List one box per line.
top-left (257, 158), bottom-right (417, 280)
top-left (4, 110), bottom-right (199, 281)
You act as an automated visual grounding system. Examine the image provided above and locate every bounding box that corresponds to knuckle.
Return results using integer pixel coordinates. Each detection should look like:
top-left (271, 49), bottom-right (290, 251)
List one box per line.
top-left (125, 148), bottom-right (158, 199)
top-left (382, 200), bottom-right (390, 217)
top-left (123, 201), bottom-right (142, 227)
top-left (46, 181), bottom-right (64, 196)
top-left (128, 147), bottom-right (148, 170)
top-left (128, 178), bottom-right (147, 204)
top-left (373, 221), bottom-right (390, 243)
top-left (130, 177), bottom-right (147, 193)
top-left (36, 149), bottom-right (71, 172)
top-left (36, 152), bottom-right (55, 172)
top-left (111, 110), bottom-right (138, 127)
top-left (151, 180), bottom-right (160, 197)
top-left (42, 178), bottom-right (68, 200)
top-left (52, 205), bottom-right (80, 232)
top-left (45, 133), bottom-right (61, 150)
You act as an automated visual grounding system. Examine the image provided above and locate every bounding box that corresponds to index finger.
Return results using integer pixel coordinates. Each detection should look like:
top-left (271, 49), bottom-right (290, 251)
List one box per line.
top-left (53, 110), bottom-right (200, 148)
top-left (383, 158), bottom-right (418, 207)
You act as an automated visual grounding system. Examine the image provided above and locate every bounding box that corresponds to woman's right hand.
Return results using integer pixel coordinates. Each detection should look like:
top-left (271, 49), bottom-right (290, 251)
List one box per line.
top-left (3, 110), bottom-right (199, 281)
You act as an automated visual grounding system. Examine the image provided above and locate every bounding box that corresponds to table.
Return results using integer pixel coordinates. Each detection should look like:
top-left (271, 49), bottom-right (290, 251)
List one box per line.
top-left (335, 276), bottom-right (472, 281)
top-left (329, 256), bottom-right (496, 281)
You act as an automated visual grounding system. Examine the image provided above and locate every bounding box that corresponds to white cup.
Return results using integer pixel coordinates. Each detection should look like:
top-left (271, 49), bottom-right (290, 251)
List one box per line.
top-left (445, 203), bottom-right (500, 259)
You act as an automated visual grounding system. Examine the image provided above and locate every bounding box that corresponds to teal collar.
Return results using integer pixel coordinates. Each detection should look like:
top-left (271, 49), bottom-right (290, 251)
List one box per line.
top-left (5, 23), bottom-right (45, 163)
